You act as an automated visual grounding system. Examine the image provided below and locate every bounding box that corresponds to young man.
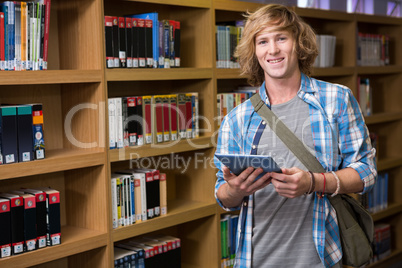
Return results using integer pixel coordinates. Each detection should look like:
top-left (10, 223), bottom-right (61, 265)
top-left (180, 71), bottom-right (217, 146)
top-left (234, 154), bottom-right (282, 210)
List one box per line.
top-left (214, 4), bottom-right (377, 268)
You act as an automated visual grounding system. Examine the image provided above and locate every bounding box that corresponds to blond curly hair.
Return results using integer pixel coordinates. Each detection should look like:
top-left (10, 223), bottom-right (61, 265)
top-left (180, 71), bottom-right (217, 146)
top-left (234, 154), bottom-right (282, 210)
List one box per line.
top-left (235, 4), bottom-right (318, 86)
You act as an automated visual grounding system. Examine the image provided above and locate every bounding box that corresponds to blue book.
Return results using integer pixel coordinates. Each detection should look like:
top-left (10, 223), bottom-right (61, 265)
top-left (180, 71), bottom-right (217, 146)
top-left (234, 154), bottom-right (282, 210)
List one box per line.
top-left (130, 177), bottom-right (135, 224)
top-left (4, 1), bottom-right (14, 71)
top-left (130, 12), bottom-right (159, 68)
top-left (1, 3), bottom-right (8, 70)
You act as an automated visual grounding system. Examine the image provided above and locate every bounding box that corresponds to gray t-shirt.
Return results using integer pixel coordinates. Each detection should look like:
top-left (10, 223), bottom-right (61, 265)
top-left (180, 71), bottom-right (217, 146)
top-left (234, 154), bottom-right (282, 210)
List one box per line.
top-left (252, 95), bottom-right (323, 267)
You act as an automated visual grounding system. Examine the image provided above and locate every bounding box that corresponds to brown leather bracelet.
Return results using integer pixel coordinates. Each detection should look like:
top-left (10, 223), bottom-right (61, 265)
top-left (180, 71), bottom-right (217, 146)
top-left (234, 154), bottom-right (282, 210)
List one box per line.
top-left (308, 171), bottom-right (315, 194)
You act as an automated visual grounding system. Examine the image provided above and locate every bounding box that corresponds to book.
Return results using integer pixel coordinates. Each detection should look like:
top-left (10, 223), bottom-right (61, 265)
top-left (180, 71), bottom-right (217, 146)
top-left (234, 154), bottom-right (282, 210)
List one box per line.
top-left (123, 97), bottom-right (137, 147)
top-left (114, 247), bottom-right (132, 268)
top-left (14, 2), bottom-right (21, 71)
top-left (133, 175), bottom-right (143, 222)
top-left (104, 16), bottom-right (114, 68)
top-left (159, 173), bottom-right (167, 216)
top-left (185, 94), bottom-right (193, 139)
top-left (108, 98), bottom-right (117, 149)
top-left (152, 95), bottom-right (164, 143)
top-left (0, 198), bottom-right (11, 258)
top-left (161, 20), bottom-right (170, 68)
top-left (137, 168), bottom-right (160, 217)
top-left (36, 187), bottom-right (61, 246)
top-left (118, 17), bottom-right (126, 68)
top-left (168, 94), bottom-right (178, 141)
top-left (115, 242), bottom-right (145, 268)
top-left (0, 11), bottom-right (4, 71)
top-left (115, 97), bottom-right (124, 148)
top-left (0, 106), bottom-right (18, 164)
top-left (111, 174), bottom-right (119, 229)
top-left (162, 95), bottom-right (170, 142)
top-left (31, 103), bottom-right (45, 160)
top-left (0, 193), bottom-right (24, 255)
top-left (131, 18), bottom-right (139, 68)
top-left (136, 96), bottom-right (144, 146)
top-left (9, 191), bottom-right (37, 252)
top-left (22, 188), bottom-right (47, 249)
top-left (17, 105), bottom-right (34, 162)
top-left (125, 17), bottom-right (133, 68)
top-left (42, 0), bottom-right (51, 70)
top-left (173, 20), bottom-right (180, 67)
top-left (190, 92), bottom-right (199, 138)
top-left (144, 19), bottom-right (153, 68)
top-left (112, 16), bottom-right (119, 68)
top-left (177, 93), bottom-right (187, 139)
top-left (20, 2), bottom-right (27, 71)
top-left (136, 18), bottom-right (146, 68)
top-left (142, 95), bottom-right (153, 144)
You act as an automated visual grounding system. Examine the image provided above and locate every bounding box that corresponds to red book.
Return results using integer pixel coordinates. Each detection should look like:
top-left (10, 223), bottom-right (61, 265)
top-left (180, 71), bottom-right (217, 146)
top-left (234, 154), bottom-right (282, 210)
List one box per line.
top-left (177, 93), bottom-right (186, 139)
top-left (152, 95), bottom-right (164, 143)
top-left (185, 94), bottom-right (193, 138)
top-left (0, 12), bottom-right (5, 70)
top-left (142, 96), bottom-right (152, 144)
top-left (42, 0), bottom-right (51, 70)
top-left (162, 95), bottom-right (170, 142)
top-left (168, 94), bottom-right (178, 141)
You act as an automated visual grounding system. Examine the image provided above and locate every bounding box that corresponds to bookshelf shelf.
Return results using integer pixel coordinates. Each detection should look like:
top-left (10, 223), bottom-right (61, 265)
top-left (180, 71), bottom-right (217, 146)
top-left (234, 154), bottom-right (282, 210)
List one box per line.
top-left (355, 13), bottom-right (402, 25)
top-left (109, 136), bottom-right (215, 162)
top-left (112, 200), bottom-right (217, 242)
top-left (365, 112), bottom-right (402, 125)
top-left (0, 70), bottom-right (102, 85)
top-left (357, 66), bottom-right (402, 75)
top-left (0, 150), bottom-right (105, 181)
top-left (106, 68), bottom-right (214, 81)
top-left (216, 68), bottom-right (247, 79)
top-left (214, 0), bottom-right (262, 12)
top-left (378, 157), bottom-right (402, 172)
top-left (294, 7), bottom-right (354, 21)
top-left (110, 0), bottom-right (211, 9)
top-left (0, 226), bottom-right (107, 268)
top-left (312, 67), bottom-right (355, 77)
top-left (372, 203), bottom-right (402, 221)
top-left (368, 249), bottom-right (402, 267)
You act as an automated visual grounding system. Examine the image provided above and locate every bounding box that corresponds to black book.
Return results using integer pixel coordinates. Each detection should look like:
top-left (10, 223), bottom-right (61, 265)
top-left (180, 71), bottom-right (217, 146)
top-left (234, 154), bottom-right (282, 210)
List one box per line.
top-left (0, 193), bottom-right (24, 255)
top-left (123, 97), bottom-right (137, 147)
top-left (137, 19), bottom-right (146, 68)
top-left (17, 105), bottom-right (34, 162)
top-left (0, 106), bottom-right (18, 164)
top-left (104, 16), bottom-right (114, 68)
top-left (125, 17), bottom-right (133, 68)
top-left (0, 198), bottom-right (11, 258)
top-left (37, 187), bottom-right (61, 246)
top-left (144, 19), bottom-right (153, 68)
top-left (132, 18), bottom-right (139, 68)
top-left (118, 17), bottom-right (126, 68)
top-left (173, 21), bottom-right (181, 67)
top-left (23, 188), bottom-right (47, 249)
top-left (136, 96), bottom-right (144, 146)
top-left (112, 16), bottom-right (119, 68)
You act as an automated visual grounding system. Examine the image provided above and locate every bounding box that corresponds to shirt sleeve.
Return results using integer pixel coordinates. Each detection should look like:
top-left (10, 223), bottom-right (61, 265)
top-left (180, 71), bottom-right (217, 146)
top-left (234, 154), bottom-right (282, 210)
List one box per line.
top-left (214, 114), bottom-right (242, 211)
top-left (337, 88), bottom-right (377, 194)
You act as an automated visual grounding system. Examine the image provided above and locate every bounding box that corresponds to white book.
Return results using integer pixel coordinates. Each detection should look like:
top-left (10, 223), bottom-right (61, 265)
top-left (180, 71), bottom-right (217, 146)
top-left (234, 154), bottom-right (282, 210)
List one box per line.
top-left (110, 175), bottom-right (118, 229)
top-left (108, 98), bottom-right (116, 149)
top-left (115, 97), bottom-right (124, 148)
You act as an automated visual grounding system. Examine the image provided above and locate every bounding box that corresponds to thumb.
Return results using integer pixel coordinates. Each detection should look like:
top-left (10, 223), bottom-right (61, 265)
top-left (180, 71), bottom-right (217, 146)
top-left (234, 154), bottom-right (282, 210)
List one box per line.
top-left (281, 167), bottom-right (299, 175)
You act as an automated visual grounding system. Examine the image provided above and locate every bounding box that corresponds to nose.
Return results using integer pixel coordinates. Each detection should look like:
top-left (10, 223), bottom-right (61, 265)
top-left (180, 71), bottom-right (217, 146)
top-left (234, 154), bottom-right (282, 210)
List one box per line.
top-left (268, 42), bottom-right (279, 55)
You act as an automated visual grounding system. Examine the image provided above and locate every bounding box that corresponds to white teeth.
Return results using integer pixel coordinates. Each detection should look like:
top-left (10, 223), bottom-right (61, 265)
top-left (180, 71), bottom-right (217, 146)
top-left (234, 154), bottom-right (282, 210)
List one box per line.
top-left (269, 59), bottom-right (283, 63)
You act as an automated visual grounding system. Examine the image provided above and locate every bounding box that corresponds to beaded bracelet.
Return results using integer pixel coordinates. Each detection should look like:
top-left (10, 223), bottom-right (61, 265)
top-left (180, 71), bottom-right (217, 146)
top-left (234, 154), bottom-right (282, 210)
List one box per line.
top-left (331, 171), bottom-right (341, 197)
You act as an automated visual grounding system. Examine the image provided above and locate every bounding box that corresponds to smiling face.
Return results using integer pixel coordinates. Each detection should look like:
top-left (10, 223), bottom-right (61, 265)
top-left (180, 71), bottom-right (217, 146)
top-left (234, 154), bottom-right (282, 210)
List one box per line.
top-left (255, 27), bottom-right (300, 83)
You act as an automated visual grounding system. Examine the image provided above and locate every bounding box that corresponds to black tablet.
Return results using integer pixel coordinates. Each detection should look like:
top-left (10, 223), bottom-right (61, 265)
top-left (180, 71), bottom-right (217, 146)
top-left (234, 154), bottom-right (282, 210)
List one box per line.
top-left (215, 153), bottom-right (282, 180)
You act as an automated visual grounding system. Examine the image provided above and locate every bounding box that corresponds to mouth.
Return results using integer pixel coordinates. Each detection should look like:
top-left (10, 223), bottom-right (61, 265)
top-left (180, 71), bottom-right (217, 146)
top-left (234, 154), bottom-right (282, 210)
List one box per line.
top-left (267, 58), bottom-right (284, 64)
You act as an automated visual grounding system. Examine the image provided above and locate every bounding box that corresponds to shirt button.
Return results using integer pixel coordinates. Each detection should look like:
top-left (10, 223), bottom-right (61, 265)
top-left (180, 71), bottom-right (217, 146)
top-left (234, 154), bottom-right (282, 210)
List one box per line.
top-left (262, 121), bottom-right (266, 125)
top-left (243, 201), bottom-right (248, 207)
top-left (252, 145), bottom-right (256, 149)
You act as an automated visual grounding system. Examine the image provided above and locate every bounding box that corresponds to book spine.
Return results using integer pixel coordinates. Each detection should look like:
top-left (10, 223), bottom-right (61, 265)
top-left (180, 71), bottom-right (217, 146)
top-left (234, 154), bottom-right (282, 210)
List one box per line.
top-left (142, 95), bottom-right (153, 144)
top-left (125, 17), bottom-right (133, 68)
top-left (42, 0), bottom-right (50, 70)
top-left (115, 97), bottom-right (124, 149)
top-left (159, 173), bottom-right (167, 216)
top-left (136, 96), bottom-right (144, 146)
top-left (118, 17), bottom-right (126, 68)
top-left (31, 104), bottom-right (45, 159)
top-left (108, 98), bottom-right (117, 149)
top-left (20, 3), bottom-right (26, 71)
top-left (169, 94), bottom-right (178, 141)
top-left (137, 18), bottom-right (146, 68)
top-left (162, 96), bottom-right (170, 142)
top-left (45, 191), bottom-right (61, 246)
top-left (0, 12), bottom-right (4, 71)
top-left (104, 16), bottom-right (114, 68)
top-left (144, 19), bottom-right (153, 68)
top-left (112, 16), bottom-right (119, 68)
top-left (131, 18), bottom-right (139, 68)
top-left (0, 199), bottom-right (11, 258)
top-left (111, 177), bottom-right (118, 229)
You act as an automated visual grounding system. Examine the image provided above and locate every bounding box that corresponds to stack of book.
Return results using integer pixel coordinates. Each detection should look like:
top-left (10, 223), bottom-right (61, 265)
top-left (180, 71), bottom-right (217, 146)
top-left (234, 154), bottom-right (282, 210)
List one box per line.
top-left (111, 169), bottom-right (167, 229)
top-left (0, 187), bottom-right (60, 258)
top-left (371, 223), bottom-right (391, 263)
top-left (114, 235), bottom-right (181, 268)
top-left (0, 0), bottom-right (51, 71)
top-left (362, 172), bottom-right (389, 214)
top-left (313, 34), bottom-right (336, 68)
top-left (357, 32), bottom-right (389, 66)
top-left (215, 21), bottom-right (244, 69)
top-left (217, 87), bottom-right (257, 125)
top-left (104, 12), bottom-right (180, 69)
top-left (220, 214), bottom-right (239, 268)
top-left (0, 104), bottom-right (45, 165)
top-left (108, 93), bottom-right (199, 149)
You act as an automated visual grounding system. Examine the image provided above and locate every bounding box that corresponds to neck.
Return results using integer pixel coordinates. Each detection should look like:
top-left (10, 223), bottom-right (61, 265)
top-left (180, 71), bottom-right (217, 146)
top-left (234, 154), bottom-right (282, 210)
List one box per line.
top-left (265, 72), bottom-right (301, 105)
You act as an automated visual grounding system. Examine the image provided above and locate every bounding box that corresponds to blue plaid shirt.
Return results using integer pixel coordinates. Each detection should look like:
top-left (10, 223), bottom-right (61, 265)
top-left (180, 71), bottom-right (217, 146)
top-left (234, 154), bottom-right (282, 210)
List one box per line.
top-left (214, 73), bottom-right (377, 267)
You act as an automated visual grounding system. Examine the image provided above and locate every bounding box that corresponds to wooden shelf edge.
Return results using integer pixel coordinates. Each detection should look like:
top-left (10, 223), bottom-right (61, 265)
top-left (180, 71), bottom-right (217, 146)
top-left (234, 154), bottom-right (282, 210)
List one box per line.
top-left (311, 67), bottom-right (355, 77)
top-left (215, 68), bottom-right (247, 80)
top-left (368, 249), bottom-right (402, 267)
top-left (106, 68), bottom-right (213, 81)
top-left (112, 201), bottom-right (217, 242)
top-left (365, 112), bottom-right (402, 125)
top-left (0, 226), bottom-right (108, 268)
top-left (0, 70), bottom-right (102, 85)
top-left (357, 65), bottom-right (402, 75)
top-left (372, 203), bottom-right (402, 221)
top-left (214, 0), bottom-right (263, 12)
top-left (0, 149), bottom-right (105, 180)
top-left (115, 0), bottom-right (211, 8)
top-left (294, 7), bottom-right (354, 21)
top-left (355, 13), bottom-right (402, 25)
top-left (109, 136), bottom-right (214, 162)
top-left (377, 157), bottom-right (402, 172)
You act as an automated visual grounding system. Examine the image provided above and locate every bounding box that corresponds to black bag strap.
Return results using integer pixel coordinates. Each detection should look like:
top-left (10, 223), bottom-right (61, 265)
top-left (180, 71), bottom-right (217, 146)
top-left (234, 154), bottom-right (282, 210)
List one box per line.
top-left (250, 93), bottom-right (326, 173)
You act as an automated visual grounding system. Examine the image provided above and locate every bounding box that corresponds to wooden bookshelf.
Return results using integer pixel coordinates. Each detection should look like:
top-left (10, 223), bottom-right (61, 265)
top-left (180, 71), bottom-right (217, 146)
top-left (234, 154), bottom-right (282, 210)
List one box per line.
top-left (2, 0), bottom-right (402, 267)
